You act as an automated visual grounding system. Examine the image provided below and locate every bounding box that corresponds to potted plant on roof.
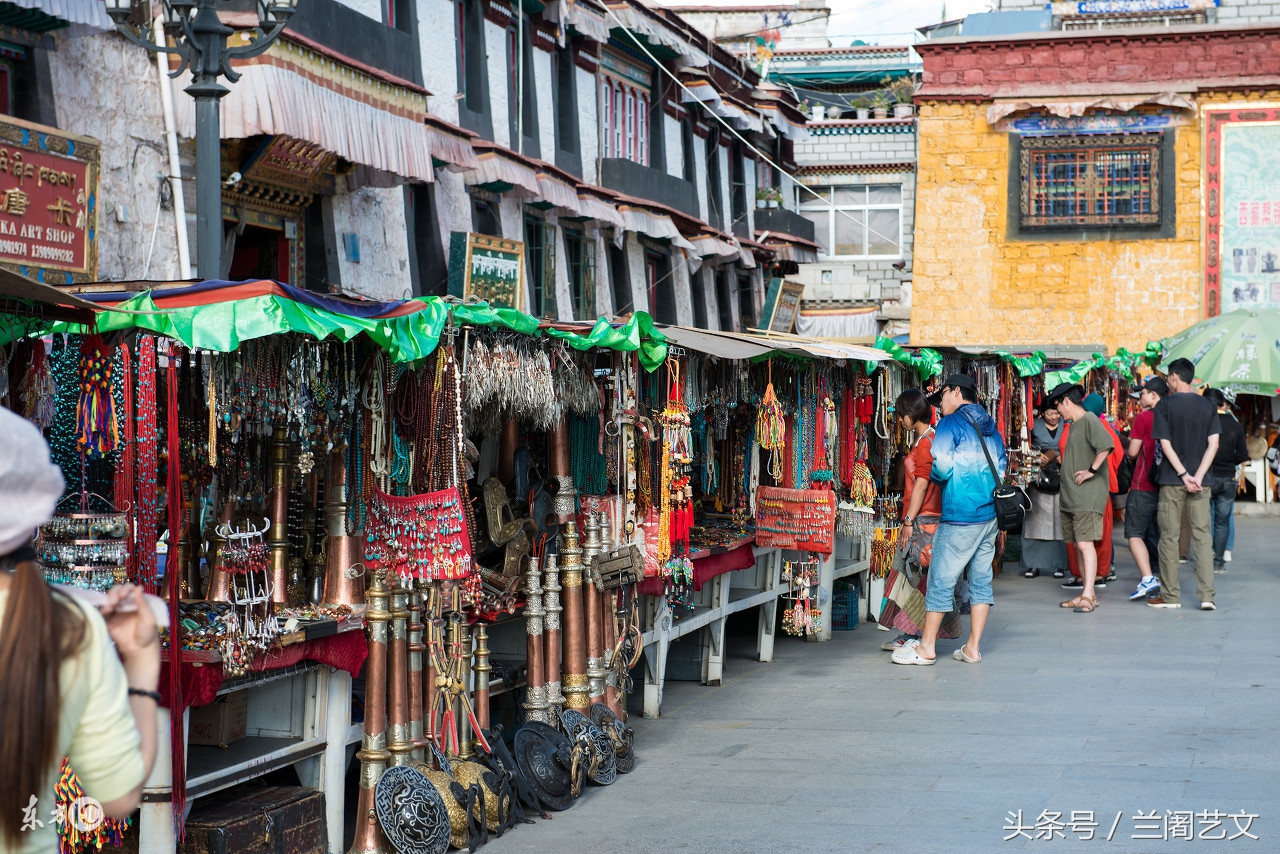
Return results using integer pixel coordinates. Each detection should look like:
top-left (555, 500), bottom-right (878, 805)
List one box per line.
top-left (757, 186), bottom-right (783, 209)
top-left (851, 94), bottom-right (872, 121)
top-left (888, 75), bottom-right (917, 118)
top-left (871, 89), bottom-right (890, 120)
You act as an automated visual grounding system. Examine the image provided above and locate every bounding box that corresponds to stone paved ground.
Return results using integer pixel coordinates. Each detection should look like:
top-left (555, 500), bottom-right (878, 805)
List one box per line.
top-left (484, 516), bottom-right (1277, 853)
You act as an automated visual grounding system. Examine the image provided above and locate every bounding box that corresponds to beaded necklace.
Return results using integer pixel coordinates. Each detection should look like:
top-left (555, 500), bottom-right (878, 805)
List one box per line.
top-left (134, 337), bottom-right (160, 593)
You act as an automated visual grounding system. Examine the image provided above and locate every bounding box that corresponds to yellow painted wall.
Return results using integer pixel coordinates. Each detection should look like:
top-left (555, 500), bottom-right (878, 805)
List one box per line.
top-left (910, 101), bottom-right (1204, 352)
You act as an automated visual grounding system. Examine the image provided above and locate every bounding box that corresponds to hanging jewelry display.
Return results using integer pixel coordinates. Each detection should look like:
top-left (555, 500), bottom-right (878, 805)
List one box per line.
top-left (216, 517), bottom-right (277, 677)
top-left (780, 557), bottom-right (821, 637)
top-left (74, 334), bottom-right (120, 460)
top-left (364, 486), bottom-right (474, 582)
top-left (133, 336), bottom-right (160, 593)
top-left (36, 506), bottom-right (130, 592)
top-left (657, 354), bottom-right (694, 612)
top-left (869, 524), bottom-right (901, 580)
top-left (16, 338), bottom-right (57, 429)
top-left (755, 360), bottom-right (786, 481)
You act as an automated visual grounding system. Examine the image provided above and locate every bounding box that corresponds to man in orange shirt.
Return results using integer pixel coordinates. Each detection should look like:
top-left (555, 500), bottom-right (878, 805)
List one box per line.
top-left (1059, 393), bottom-right (1124, 591)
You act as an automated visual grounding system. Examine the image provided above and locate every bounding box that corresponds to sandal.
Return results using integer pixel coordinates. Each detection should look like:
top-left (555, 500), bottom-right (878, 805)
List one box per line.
top-left (1023, 568), bottom-right (1040, 578)
top-left (1073, 596), bottom-right (1099, 613)
top-left (1060, 596), bottom-right (1088, 609)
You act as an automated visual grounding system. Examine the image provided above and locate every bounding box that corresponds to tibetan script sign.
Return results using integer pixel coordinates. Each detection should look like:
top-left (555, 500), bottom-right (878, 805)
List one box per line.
top-left (755, 486), bottom-right (836, 555)
top-left (0, 115), bottom-right (99, 282)
top-left (448, 232), bottom-right (525, 309)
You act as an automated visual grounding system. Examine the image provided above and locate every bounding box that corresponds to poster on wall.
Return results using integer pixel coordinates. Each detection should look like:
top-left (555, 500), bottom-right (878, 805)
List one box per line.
top-left (0, 115), bottom-right (99, 284)
top-left (1205, 108), bottom-right (1280, 316)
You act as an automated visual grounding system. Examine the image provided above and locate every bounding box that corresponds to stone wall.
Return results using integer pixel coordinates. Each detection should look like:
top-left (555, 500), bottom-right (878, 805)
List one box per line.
top-left (49, 32), bottom-right (184, 282)
top-left (910, 100), bottom-right (1203, 350)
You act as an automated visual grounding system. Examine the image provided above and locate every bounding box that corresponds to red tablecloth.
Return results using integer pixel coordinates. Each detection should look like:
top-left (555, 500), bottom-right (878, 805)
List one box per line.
top-left (161, 631), bottom-right (368, 709)
top-left (637, 540), bottom-right (758, 597)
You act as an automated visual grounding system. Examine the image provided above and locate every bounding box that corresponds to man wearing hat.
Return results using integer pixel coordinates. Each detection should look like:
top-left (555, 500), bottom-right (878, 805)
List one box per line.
top-left (1044, 382), bottom-right (1115, 613)
top-left (892, 373), bottom-right (1006, 665)
top-left (1056, 392), bottom-right (1125, 591)
top-left (1123, 375), bottom-right (1169, 600)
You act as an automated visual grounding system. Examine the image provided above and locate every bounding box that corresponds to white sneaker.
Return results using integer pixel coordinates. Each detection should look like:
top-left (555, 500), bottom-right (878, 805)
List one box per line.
top-left (1128, 576), bottom-right (1160, 601)
top-left (1224, 550), bottom-right (1232, 563)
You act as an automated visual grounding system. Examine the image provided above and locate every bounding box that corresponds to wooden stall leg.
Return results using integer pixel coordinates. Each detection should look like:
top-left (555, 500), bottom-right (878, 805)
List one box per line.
top-left (807, 552), bottom-right (835, 643)
top-left (700, 575), bottom-right (729, 686)
top-left (757, 599), bottom-right (777, 662)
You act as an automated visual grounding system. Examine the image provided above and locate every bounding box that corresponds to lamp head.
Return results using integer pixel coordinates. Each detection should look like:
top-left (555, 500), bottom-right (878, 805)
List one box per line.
top-left (259, 0), bottom-right (300, 26)
top-left (103, 0), bottom-right (136, 24)
top-left (162, 0), bottom-right (196, 30)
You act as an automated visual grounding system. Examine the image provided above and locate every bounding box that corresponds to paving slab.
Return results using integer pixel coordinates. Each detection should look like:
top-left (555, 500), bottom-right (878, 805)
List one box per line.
top-left (480, 517), bottom-right (1277, 852)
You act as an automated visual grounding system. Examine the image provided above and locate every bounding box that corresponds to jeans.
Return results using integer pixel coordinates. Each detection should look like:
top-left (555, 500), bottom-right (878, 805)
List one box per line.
top-left (1210, 476), bottom-right (1236, 566)
top-left (926, 519), bottom-right (998, 612)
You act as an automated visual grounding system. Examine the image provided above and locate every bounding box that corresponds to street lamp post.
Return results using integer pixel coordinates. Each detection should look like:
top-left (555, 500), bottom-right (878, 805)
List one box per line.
top-left (104, 0), bottom-right (299, 280)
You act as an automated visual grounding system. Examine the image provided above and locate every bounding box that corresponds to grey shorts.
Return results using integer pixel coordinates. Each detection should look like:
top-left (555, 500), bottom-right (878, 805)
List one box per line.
top-left (1124, 489), bottom-right (1159, 540)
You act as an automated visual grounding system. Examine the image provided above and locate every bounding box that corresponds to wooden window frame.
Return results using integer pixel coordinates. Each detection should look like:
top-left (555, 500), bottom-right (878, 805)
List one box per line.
top-left (1018, 133), bottom-right (1161, 229)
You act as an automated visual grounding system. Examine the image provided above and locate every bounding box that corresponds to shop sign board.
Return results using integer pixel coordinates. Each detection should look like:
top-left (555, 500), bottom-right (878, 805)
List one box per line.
top-left (448, 232), bottom-right (525, 309)
top-left (1204, 107), bottom-right (1280, 316)
top-left (758, 277), bottom-right (804, 334)
top-left (0, 115), bottom-right (99, 283)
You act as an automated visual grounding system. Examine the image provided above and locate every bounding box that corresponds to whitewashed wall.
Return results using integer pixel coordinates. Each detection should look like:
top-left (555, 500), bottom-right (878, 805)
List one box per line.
top-left (50, 32), bottom-right (183, 282)
top-left (331, 185), bottom-right (412, 300)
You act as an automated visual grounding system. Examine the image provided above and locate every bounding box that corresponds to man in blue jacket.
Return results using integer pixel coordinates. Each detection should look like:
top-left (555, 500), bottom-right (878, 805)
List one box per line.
top-left (892, 374), bottom-right (1007, 666)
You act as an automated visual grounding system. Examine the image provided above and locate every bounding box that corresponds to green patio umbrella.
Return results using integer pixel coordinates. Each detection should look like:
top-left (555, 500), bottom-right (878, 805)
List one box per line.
top-left (1159, 308), bottom-right (1280, 396)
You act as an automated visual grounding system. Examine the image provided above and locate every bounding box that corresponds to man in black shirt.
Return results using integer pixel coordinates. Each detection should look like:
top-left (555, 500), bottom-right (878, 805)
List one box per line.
top-left (1147, 358), bottom-right (1220, 610)
top-left (1205, 387), bottom-right (1249, 574)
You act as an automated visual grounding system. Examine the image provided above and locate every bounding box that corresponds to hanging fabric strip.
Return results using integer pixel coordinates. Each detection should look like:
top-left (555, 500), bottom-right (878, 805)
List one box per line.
top-left (165, 344), bottom-right (187, 841)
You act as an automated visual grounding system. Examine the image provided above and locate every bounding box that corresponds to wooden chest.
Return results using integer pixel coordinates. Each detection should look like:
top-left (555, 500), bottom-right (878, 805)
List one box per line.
top-left (177, 786), bottom-right (327, 854)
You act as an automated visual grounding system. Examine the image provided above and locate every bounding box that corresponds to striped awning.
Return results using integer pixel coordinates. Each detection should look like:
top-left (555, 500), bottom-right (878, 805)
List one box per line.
top-left (464, 149), bottom-right (540, 195)
top-left (4, 0), bottom-right (113, 35)
top-left (425, 117), bottom-right (479, 171)
top-left (174, 38), bottom-right (433, 184)
top-left (616, 204), bottom-right (697, 254)
top-left (576, 192), bottom-right (626, 230)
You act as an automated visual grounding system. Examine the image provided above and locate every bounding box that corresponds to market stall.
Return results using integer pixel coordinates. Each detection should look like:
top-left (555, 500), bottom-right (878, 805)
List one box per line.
top-left (5, 272), bottom-right (934, 852)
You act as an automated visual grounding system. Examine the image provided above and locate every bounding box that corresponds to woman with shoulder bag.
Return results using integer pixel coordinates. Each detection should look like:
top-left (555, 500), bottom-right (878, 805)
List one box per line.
top-left (1021, 403), bottom-right (1069, 578)
top-left (879, 390), bottom-right (962, 653)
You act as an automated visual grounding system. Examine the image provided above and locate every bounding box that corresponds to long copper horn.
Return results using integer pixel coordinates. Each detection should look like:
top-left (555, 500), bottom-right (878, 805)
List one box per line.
top-left (348, 571), bottom-right (391, 854)
top-left (497, 416), bottom-right (520, 487)
top-left (387, 579), bottom-right (413, 767)
top-left (473, 624), bottom-right (491, 742)
top-left (408, 589), bottom-right (426, 764)
top-left (549, 415), bottom-right (576, 523)
top-left (267, 421), bottom-right (291, 605)
top-left (559, 521), bottom-right (590, 712)
top-left (583, 513), bottom-right (607, 706)
top-left (204, 500), bottom-right (238, 603)
top-left (323, 450), bottom-right (365, 607)
top-left (543, 553), bottom-right (564, 724)
top-left (522, 557), bottom-right (551, 724)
